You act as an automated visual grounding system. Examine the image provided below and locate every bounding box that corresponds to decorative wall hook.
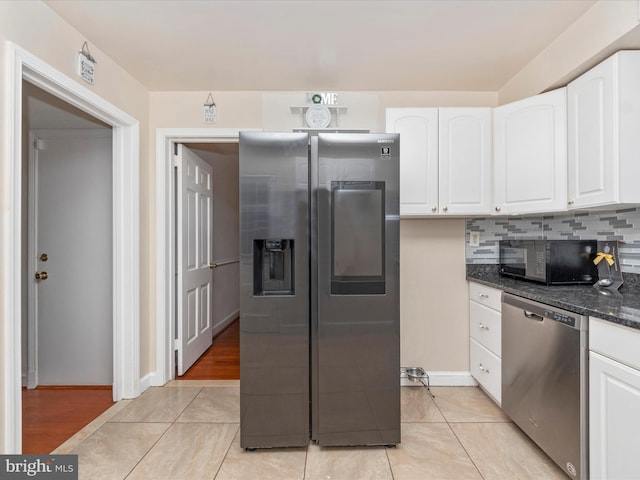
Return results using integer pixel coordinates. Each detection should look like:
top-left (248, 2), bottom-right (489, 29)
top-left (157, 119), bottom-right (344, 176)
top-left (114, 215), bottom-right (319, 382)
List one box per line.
top-left (77, 41), bottom-right (97, 84)
top-left (79, 41), bottom-right (97, 64)
top-left (203, 93), bottom-right (217, 124)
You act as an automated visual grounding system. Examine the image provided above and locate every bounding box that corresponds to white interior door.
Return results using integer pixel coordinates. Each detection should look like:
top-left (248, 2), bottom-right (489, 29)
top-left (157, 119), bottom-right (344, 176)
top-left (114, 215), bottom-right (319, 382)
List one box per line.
top-left (176, 144), bottom-right (214, 375)
top-left (29, 129), bottom-right (113, 386)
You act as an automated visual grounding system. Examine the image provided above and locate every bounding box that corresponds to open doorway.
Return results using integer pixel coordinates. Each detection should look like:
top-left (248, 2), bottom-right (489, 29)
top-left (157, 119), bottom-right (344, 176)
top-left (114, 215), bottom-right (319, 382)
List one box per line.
top-left (6, 44), bottom-right (140, 454)
top-left (21, 82), bottom-right (115, 453)
top-left (173, 143), bottom-right (240, 380)
top-left (156, 129), bottom-right (249, 388)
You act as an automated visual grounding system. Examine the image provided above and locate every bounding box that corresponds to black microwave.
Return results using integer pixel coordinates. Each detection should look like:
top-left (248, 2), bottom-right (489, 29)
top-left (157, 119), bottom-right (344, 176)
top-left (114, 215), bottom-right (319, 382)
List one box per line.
top-left (499, 239), bottom-right (598, 285)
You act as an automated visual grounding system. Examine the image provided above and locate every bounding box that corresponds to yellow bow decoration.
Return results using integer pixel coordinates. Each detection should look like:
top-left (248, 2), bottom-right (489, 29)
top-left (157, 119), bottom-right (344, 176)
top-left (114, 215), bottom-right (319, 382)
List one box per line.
top-left (593, 252), bottom-right (615, 266)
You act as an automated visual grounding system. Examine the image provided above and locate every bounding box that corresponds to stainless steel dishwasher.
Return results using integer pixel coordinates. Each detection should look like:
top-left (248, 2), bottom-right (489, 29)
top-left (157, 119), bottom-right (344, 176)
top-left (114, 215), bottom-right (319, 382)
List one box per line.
top-left (502, 293), bottom-right (588, 479)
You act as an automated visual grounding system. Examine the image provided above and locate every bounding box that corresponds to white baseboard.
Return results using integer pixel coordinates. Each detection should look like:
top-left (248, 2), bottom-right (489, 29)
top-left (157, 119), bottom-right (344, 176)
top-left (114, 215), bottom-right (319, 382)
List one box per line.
top-left (140, 372), bottom-right (157, 392)
top-left (401, 371), bottom-right (477, 387)
top-left (27, 370), bottom-right (37, 389)
top-left (142, 369), bottom-right (475, 392)
top-left (212, 309), bottom-right (239, 338)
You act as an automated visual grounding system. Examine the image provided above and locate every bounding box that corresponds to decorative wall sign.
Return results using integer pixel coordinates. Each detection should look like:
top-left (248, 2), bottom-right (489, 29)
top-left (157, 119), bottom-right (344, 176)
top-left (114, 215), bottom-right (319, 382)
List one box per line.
top-left (77, 41), bottom-right (96, 85)
top-left (305, 104), bottom-right (331, 128)
top-left (203, 93), bottom-right (217, 124)
top-left (306, 92), bottom-right (338, 105)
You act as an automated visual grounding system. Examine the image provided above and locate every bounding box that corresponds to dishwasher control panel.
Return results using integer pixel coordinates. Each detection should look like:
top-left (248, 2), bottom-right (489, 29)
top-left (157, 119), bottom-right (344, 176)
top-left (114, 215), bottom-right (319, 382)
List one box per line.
top-left (544, 309), bottom-right (576, 327)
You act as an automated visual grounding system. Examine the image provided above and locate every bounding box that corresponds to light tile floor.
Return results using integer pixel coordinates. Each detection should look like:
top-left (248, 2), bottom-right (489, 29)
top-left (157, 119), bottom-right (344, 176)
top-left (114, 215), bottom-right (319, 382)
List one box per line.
top-left (53, 381), bottom-right (567, 480)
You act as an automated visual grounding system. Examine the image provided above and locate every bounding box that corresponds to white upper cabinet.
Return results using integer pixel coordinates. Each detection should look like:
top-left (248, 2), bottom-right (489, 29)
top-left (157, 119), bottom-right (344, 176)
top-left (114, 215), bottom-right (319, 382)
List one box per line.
top-left (386, 107), bottom-right (492, 216)
top-left (386, 108), bottom-right (438, 216)
top-left (493, 88), bottom-right (567, 215)
top-left (567, 51), bottom-right (640, 209)
top-left (439, 108), bottom-right (492, 215)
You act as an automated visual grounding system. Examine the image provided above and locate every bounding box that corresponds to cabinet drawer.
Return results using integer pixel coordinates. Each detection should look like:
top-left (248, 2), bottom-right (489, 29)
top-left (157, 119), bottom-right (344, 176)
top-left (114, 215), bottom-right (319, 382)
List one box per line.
top-left (469, 301), bottom-right (501, 356)
top-left (590, 316), bottom-right (640, 370)
top-left (469, 282), bottom-right (502, 312)
top-left (470, 338), bottom-right (502, 405)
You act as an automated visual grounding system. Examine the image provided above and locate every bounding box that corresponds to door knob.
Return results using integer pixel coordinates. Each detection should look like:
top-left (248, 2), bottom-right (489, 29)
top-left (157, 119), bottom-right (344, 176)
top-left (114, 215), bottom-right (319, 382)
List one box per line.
top-left (35, 271), bottom-right (49, 280)
top-left (39, 253), bottom-right (48, 262)
top-left (209, 263), bottom-right (218, 269)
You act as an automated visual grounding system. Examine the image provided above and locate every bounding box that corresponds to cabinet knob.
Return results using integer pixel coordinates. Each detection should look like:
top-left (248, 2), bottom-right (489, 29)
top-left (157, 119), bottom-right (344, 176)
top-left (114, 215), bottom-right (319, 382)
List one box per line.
top-left (568, 199), bottom-right (574, 205)
top-left (442, 206), bottom-right (448, 212)
top-left (495, 206), bottom-right (501, 212)
top-left (431, 206), bottom-right (437, 212)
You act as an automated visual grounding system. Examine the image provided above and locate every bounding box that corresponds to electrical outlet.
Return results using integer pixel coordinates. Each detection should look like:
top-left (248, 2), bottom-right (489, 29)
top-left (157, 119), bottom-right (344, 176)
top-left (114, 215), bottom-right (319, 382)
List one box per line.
top-left (469, 232), bottom-right (480, 247)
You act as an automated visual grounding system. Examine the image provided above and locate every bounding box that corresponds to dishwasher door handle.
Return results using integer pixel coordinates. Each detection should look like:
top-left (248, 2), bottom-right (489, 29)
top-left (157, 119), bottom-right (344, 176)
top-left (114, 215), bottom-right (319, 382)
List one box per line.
top-left (523, 310), bottom-right (544, 321)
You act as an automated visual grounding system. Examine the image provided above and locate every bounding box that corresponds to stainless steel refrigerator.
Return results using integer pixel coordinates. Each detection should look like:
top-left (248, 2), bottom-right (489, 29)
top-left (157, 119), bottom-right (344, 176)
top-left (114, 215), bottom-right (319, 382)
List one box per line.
top-left (239, 131), bottom-right (400, 449)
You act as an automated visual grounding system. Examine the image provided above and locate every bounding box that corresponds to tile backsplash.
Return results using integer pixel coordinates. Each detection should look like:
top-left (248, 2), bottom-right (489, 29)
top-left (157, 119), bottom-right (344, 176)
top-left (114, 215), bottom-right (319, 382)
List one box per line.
top-left (466, 207), bottom-right (640, 274)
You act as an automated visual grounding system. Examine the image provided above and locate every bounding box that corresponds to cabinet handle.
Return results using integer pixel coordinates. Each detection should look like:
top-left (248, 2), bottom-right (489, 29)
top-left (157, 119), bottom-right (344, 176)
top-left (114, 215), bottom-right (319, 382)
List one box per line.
top-left (431, 206), bottom-right (437, 212)
top-left (478, 323), bottom-right (490, 331)
top-left (495, 206), bottom-right (501, 212)
top-left (479, 293), bottom-right (489, 299)
top-left (479, 363), bottom-right (490, 374)
top-left (442, 206), bottom-right (448, 212)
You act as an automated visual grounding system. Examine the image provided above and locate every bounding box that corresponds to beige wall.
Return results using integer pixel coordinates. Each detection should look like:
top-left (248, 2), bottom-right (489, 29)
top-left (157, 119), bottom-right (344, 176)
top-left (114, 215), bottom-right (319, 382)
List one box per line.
top-left (0, 1), bottom-right (150, 451)
top-left (499, 0), bottom-right (640, 103)
top-left (400, 219), bottom-right (469, 372)
top-left (148, 90), bottom-right (497, 381)
top-left (2, 0), bottom-right (637, 453)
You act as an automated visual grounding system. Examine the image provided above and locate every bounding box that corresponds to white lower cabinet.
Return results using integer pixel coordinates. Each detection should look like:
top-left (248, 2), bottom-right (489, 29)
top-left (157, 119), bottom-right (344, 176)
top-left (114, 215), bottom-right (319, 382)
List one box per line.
top-left (589, 317), bottom-right (640, 480)
top-left (470, 338), bottom-right (501, 404)
top-left (469, 282), bottom-right (502, 405)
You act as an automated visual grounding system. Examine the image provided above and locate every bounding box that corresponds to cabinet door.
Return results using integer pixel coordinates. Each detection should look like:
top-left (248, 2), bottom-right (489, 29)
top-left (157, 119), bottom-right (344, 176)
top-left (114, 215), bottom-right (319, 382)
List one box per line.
top-left (567, 55), bottom-right (616, 208)
top-left (470, 338), bottom-right (501, 405)
top-left (439, 108), bottom-right (492, 215)
top-left (589, 351), bottom-right (640, 480)
top-left (386, 108), bottom-right (438, 216)
top-left (493, 88), bottom-right (567, 215)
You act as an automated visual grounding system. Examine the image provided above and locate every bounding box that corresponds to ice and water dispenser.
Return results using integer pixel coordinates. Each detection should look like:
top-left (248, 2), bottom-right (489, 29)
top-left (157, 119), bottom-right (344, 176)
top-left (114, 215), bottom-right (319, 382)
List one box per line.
top-left (253, 239), bottom-right (295, 296)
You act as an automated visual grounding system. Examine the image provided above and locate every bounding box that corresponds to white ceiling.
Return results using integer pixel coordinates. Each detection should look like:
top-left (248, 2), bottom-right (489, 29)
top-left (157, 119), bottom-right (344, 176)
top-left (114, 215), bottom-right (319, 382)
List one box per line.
top-left (45, 0), bottom-right (599, 92)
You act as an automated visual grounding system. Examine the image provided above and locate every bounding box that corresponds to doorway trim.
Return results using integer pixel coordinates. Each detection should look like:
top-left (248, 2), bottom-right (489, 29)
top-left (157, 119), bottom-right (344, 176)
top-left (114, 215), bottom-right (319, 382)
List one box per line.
top-left (155, 128), bottom-right (258, 385)
top-left (4, 43), bottom-right (140, 452)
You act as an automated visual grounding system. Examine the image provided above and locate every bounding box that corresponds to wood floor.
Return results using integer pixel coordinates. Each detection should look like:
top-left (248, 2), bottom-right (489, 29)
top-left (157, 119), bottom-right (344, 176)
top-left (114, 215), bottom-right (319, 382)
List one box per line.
top-left (22, 318), bottom-right (240, 453)
top-left (178, 318), bottom-right (240, 380)
top-left (22, 386), bottom-right (114, 454)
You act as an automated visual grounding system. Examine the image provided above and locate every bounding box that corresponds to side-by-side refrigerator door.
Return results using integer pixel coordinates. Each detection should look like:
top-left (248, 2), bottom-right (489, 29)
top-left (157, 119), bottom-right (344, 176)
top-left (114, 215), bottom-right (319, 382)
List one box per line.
top-left (239, 132), bottom-right (310, 449)
top-left (312, 133), bottom-right (401, 446)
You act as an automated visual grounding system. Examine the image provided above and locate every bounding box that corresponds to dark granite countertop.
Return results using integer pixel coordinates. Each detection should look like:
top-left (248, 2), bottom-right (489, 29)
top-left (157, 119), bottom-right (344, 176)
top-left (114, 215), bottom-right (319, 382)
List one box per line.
top-left (467, 264), bottom-right (640, 330)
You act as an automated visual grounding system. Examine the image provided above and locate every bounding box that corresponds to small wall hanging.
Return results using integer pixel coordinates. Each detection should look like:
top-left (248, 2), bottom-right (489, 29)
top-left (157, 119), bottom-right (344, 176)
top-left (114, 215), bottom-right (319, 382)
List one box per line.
top-left (77, 41), bottom-right (96, 85)
top-left (203, 93), bottom-right (217, 124)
